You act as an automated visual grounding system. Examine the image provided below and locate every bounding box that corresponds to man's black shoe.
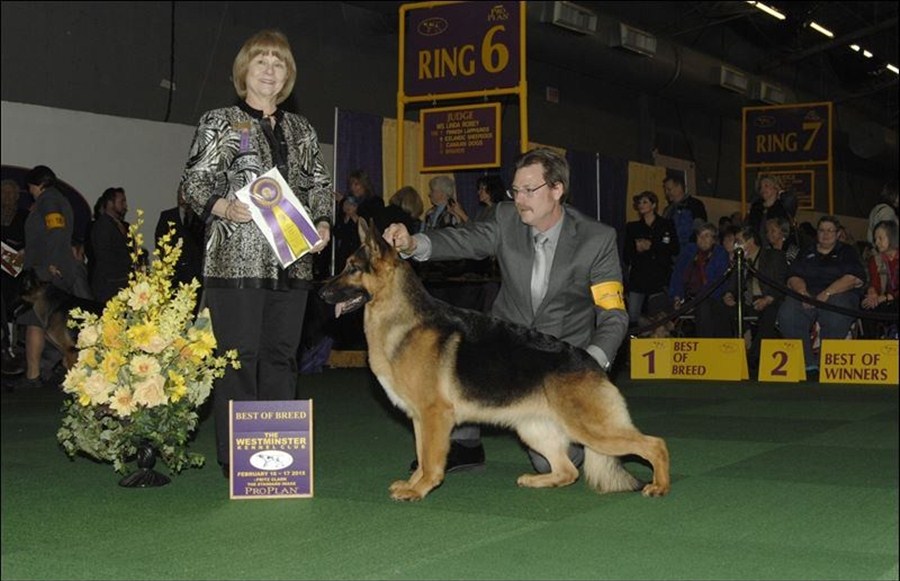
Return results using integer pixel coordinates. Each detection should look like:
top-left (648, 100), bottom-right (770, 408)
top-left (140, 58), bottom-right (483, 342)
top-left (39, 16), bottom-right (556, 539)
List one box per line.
top-left (409, 442), bottom-right (486, 473)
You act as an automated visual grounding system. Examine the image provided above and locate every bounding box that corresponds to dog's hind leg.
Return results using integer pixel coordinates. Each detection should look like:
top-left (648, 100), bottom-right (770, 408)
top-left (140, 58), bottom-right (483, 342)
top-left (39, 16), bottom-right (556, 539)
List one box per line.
top-left (389, 405), bottom-right (454, 501)
top-left (577, 429), bottom-right (669, 497)
top-left (558, 377), bottom-right (670, 497)
top-left (514, 419), bottom-right (579, 488)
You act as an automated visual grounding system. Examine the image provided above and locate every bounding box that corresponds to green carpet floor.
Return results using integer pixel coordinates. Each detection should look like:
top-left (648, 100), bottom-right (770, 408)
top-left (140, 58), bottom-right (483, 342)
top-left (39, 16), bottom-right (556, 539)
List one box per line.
top-left (2, 369), bottom-right (897, 580)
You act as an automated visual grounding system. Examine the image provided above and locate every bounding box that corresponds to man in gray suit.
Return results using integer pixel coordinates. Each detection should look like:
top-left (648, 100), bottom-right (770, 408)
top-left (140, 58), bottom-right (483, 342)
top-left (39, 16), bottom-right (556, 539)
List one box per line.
top-left (383, 148), bottom-right (629, 473)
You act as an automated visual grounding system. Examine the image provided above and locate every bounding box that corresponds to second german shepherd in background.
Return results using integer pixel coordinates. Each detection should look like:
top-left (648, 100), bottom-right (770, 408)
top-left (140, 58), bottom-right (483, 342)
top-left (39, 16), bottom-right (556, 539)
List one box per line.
top-left (320, 221), bottom-right (670, 501)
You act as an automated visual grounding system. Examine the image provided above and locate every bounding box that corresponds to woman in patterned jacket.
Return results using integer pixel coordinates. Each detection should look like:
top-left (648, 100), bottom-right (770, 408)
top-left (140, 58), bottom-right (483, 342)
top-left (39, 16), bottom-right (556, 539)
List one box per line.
top-left (180, 29), bottom-right (333, 475)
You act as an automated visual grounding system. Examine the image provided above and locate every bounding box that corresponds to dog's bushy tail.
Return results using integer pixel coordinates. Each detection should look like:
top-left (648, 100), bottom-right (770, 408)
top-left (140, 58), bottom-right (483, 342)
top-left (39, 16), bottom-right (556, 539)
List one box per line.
top-left (583, 450), bottom-right (642, 494)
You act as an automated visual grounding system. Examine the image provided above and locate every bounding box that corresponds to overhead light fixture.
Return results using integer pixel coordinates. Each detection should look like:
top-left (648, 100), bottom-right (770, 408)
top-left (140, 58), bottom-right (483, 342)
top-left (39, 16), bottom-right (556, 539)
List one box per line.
top-left (612, 22), bottom-right (657, 57)
top-left (809, 21), bottom-right (834, 38)
top-left (550, 1), bottom-right (598, 35)
top-left (887, 64), bottom-right (899, 75)
top-left (719, 66), bottom-right (750, 94)
top-left (850, 44), bottom-right (861, 52)
top-left (745, 1), bottom-right (786, 21)
top-left (863, 50), bottom-right (874, 58)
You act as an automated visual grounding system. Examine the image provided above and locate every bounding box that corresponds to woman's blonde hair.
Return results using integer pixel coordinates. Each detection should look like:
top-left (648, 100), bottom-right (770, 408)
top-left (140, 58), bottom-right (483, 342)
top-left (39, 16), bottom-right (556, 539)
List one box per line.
top-left (232, 30), bottom-right (297, 105)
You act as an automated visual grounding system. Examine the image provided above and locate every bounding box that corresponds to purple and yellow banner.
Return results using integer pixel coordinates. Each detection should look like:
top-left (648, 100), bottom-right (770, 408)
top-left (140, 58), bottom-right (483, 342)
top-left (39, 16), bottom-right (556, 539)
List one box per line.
top-left (421, 103), bottom-right (500, 171)
top-left (403, 1), bottom-right (521, 97)
top-left (743, 102), bottom-right (832, 166)
top-left (229, 400), bottom-right (313, 499)
top-left (235, 167), bottom-right (321, 268)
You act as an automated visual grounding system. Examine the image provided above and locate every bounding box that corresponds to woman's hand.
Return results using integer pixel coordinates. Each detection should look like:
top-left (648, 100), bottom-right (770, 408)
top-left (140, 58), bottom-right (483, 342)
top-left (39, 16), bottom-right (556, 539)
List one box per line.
top-left (310, 222), bottom-right (330, 254)
top-left (213, 198), bottom-right (252, 223)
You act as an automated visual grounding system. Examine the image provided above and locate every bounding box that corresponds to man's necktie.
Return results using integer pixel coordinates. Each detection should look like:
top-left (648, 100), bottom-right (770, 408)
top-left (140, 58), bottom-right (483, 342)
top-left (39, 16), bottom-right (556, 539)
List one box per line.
top-left (531, 233), bottom-right (550, 313)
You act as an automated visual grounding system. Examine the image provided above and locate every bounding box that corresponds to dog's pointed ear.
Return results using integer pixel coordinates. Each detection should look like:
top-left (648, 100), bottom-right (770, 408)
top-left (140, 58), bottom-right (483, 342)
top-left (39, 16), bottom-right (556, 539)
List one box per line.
top-left (359, 218), bottom-right (391, 256)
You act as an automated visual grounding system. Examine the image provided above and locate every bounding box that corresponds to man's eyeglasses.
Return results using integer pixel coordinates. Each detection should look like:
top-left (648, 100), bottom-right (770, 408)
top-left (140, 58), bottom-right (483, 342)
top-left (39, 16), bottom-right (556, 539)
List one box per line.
top-left (818, 227), bottom-right (837, 234)
top-left (506, 182), bottom-right (548, 199)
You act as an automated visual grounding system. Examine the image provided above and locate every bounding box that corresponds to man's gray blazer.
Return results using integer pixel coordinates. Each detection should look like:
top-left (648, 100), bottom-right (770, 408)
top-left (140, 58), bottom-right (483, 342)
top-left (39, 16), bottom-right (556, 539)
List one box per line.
top-left (424, 201), bottom-right (628, 362)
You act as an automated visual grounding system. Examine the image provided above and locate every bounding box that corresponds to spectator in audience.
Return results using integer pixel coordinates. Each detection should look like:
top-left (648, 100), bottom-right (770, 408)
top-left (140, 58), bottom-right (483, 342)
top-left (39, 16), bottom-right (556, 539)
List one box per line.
top-left (722, 226), bottom-right (787, 372)
top-left (720, 225), bottom-right (741, 263)
top-left (866, 180), bottom-right (898, 246)
top-left (154, 186), bottom-right (205, 292)
top-left (747, 174), bottom-right (795, 245)
top-left (347, 169), bottom-right (383, 226)
top-left (471, 174), bottom-right (506, 224)
top-left (422, 175), bottom-right (462, 232)
top-left (776, 215), bottom-right (866, 376)
top-left (383, 186), bottom-right (424, 234)
top-left (333, 195), bottom-right (361, 272)
top-left (662, 174), bottom-right (707, 252)
top-left (669, 222), bottom-right (731, 337)
top-left (860, 220), bottom-right (898, 339)
top-left (1, 179), bottom-right (28, 376)
top-left (90, 186), bottom-right (132, 305)
top-left (623, 191), bottom-right (679, 326)
top-left (765, 216), bottom-right (801, 265)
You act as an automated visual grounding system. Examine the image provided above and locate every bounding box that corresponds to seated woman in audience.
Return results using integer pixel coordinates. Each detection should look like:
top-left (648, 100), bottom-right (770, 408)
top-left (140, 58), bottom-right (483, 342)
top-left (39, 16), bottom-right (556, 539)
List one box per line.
top-left (776, 215), bottom-right (866, 375)
top-left (765, 216), bottom-right (800, 265)
top-left (860, 220), bottom-right (898, 339)
top-left (722, 226), bottom-right (787, 372)
top-left (669, 222), bottom-right (731, 337)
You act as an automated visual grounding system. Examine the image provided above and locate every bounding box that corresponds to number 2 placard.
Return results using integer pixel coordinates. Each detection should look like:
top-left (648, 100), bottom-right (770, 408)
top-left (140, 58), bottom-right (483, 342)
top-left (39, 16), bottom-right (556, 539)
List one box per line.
top-left (758, 339), bottom-right (805, 382)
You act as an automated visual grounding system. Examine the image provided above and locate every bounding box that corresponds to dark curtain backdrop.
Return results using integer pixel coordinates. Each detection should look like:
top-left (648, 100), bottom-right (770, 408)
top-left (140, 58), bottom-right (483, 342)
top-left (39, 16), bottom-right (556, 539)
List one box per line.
top-left (335, 110), bottom-right (384, 199)
top-left (598, 155), bottom-right (630, 259)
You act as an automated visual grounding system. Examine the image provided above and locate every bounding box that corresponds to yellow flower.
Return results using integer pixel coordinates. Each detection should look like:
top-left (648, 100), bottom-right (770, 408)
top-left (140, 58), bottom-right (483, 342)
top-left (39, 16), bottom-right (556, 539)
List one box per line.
top-left (101, 320), bottom-right (124, 349)
top-left (109, 387), bottom-right (137, 418)
top-left (100, 351), bottom-right (126, 382)
top-left (167, 370), bottom-right (187, 403)
top-left (128, 322), bottom-right (167, 353)
top-left (62, 367), bottom-right (88, 395)
top-left (188, 328), bottom-right (217, 360)
top-left (133, 375), bottom-right (167, 408)
top-left (129, 354), bottom-right (161, 377)
top-left (77, 347), bottom-right (98, 369)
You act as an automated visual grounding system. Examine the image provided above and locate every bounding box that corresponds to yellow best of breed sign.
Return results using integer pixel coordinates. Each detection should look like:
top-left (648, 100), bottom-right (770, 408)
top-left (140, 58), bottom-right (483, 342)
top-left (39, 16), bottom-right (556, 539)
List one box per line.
top-left (630, 338), bottom-right (748, 381)
top-left (819, 340), bottom-right (898, 385)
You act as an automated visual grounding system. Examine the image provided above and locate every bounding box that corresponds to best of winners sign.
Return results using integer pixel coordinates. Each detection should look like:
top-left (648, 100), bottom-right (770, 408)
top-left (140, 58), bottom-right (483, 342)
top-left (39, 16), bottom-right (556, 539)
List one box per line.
top-left (228, 400), bottom-right (313, 499)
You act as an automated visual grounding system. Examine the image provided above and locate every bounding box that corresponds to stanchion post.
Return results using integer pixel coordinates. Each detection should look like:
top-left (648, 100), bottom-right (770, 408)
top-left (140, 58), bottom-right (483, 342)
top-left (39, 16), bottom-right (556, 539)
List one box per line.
top-left (735, 246), bottom-right (745, 340)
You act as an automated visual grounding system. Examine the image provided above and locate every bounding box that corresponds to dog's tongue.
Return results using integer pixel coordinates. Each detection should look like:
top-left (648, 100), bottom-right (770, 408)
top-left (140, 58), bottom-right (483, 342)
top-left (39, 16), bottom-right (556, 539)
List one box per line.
top-left (334, 301), bottom-right (350, 319)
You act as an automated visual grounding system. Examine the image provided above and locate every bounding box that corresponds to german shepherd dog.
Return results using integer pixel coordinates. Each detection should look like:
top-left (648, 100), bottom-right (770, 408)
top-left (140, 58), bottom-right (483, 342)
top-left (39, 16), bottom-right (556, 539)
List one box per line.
top-left (18, 269), bottom-right (102, 370)
top-left (320, 221), bottom-right (670, 501)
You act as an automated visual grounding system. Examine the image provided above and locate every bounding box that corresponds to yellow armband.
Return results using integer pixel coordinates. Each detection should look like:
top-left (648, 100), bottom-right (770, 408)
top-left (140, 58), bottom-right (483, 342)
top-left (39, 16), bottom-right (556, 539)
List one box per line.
top-left (44, 212), bottom-right (66, 230)
top-left (591, 281), bottom-right (625, 310)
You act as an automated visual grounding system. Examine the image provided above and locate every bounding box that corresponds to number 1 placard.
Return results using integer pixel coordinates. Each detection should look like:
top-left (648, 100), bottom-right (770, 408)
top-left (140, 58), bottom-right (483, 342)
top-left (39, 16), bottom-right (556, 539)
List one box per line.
top-left (630, 339), bottom-right (673, 379)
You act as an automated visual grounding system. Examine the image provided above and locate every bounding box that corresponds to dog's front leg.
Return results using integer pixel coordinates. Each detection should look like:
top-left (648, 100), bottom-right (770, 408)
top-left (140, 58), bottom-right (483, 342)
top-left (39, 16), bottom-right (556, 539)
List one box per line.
top-left (389, 406), bottom-right (453, 501)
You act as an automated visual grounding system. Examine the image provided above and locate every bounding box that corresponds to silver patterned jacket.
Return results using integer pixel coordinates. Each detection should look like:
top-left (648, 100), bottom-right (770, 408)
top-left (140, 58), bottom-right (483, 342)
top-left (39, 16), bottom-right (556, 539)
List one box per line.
top-left (181, 103), bottom-right (333, 289)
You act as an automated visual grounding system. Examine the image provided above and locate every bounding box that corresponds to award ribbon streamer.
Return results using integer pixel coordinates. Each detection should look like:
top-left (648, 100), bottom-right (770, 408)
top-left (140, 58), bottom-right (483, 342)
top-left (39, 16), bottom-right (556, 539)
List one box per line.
top-left (250, 177), bottom-right (318, 263)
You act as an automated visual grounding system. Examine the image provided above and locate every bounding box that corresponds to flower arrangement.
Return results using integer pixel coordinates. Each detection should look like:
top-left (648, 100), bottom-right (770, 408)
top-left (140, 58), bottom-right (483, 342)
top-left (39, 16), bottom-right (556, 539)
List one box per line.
top-left (57, 210), bottom-right (239, 474)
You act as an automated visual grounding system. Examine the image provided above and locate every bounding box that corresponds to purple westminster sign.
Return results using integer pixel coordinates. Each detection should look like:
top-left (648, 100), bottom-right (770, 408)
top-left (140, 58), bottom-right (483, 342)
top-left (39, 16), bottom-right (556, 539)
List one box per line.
top-left (228, 400), bottom-right (313, 499)
top-left (404, 1), bottom-right (521, 97)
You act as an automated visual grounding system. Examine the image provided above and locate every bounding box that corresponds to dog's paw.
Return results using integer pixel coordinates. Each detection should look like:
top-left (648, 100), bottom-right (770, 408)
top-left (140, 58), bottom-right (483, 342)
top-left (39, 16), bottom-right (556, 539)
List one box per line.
top-left (641, 483), bottom-right (669, 497)
top-left (389, 485), bottom-right (424, 502)
top-left (389, 479), bottom-right (411, 493)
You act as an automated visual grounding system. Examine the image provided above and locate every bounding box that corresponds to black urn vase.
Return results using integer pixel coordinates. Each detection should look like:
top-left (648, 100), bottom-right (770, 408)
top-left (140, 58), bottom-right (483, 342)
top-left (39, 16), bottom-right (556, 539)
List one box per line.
top-left (118, 442), bottom-right (172, 488)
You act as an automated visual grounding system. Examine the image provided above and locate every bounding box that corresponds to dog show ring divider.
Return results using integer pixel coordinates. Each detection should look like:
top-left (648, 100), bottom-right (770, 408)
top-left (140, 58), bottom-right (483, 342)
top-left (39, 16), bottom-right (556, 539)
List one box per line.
top-left (630, 338), bottom-right (749, 381)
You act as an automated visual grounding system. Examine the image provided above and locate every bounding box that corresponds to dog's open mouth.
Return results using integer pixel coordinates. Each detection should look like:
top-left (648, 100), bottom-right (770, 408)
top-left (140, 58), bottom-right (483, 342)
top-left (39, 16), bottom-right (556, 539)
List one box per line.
top-left (333, 293), bottom-right (369, 318)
